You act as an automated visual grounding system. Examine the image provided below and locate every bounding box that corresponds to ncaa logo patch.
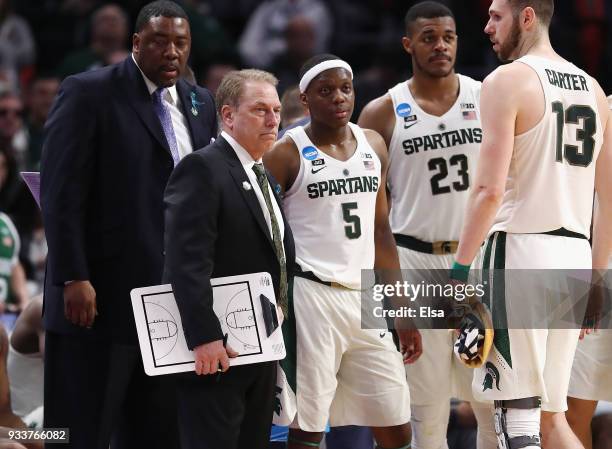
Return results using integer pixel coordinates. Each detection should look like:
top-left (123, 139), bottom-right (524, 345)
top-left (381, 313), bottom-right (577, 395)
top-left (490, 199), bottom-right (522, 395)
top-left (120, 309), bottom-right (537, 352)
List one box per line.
top-left (396, 103), bottom-right (412, 117)
top-left (301, 146), bottom-right (319, 160)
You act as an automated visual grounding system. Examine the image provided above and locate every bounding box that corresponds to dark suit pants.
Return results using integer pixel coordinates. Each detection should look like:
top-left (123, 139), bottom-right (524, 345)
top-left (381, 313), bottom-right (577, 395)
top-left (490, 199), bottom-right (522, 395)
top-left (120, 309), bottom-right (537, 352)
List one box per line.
top-left (177, 361), bottom-right (277, 449)
top-left (44, 331), bottom-right (179, 449)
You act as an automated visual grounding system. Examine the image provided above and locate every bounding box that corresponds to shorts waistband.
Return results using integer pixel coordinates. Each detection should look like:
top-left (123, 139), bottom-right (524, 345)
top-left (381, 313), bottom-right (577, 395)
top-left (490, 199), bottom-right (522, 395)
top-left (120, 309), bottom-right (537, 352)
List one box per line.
top-left (292, 267), bottom-right (351, 289)
top-left (393, 234), bottom-right (458, 255)
top-left (494, 228), bottom-right (588, 240)
top-left (541, 228), bottom-right (588, 240)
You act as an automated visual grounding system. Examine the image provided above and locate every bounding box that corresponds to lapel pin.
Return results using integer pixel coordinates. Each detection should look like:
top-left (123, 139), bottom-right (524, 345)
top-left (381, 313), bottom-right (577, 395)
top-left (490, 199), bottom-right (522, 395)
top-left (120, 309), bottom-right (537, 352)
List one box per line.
top-left (274, 184), bottom-right (281, 195)
top-left (190, 91), bottom-right (203, 116)
top-left (243, 181), bottom-right (252, 191)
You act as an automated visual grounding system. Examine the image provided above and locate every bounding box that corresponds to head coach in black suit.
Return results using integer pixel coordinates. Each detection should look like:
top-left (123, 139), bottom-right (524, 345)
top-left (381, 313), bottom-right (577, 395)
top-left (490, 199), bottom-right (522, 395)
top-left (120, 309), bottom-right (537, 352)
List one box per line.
top-left (39, 1), bottom-right (218, 448)
top-left (163, 69), bottom-right (295, 449)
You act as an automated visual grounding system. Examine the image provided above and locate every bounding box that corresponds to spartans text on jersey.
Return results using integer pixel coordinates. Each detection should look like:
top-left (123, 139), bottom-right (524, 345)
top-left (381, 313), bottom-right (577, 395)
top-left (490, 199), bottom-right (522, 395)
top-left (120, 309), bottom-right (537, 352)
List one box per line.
top-left (403, 128), bottom-right (482, 155)
top-left (307, 175), bottom-right (379, 199)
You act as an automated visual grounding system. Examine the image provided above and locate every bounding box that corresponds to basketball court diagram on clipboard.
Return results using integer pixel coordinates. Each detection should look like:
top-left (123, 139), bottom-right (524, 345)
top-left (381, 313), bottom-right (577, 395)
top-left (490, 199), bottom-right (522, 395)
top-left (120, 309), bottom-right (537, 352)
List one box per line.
top-left (131, 272), bottom-right (285, 376)
top-left (145, 300), bottom-right (181, 362)
top-left (215, 281), bottom-right (262, 355)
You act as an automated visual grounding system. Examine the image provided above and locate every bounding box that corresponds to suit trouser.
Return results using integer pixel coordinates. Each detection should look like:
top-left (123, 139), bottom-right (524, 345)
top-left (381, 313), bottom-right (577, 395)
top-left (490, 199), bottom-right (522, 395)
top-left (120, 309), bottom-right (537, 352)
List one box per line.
top-left (176, 361), bottom-right (277, 449)
top-left (44, 331), bottom-right (179, 449)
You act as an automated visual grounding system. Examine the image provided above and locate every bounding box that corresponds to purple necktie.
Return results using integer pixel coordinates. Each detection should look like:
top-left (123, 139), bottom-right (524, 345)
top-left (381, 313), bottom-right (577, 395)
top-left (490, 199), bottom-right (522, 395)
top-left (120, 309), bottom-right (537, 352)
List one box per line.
top-left (152, 87), bottom-right (180, 166)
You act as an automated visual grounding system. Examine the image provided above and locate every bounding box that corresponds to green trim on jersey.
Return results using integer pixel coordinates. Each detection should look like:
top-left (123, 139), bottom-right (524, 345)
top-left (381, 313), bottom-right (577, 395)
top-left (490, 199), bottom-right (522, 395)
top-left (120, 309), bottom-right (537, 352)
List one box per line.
top-left (0, 213), bottom-right (19, 304)
top-left (0, 215), bottom-right (18, 260)
top-left (489, 232), bottom-right (512, 368)
top-left (481, 234), bottom-right (494, 309)
top-left (280, 276), bottom-right (297, 393)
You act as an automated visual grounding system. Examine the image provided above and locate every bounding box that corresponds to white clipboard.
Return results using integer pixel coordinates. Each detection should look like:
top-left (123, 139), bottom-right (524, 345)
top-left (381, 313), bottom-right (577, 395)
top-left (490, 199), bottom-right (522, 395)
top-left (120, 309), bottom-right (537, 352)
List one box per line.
top-left (130, 272), bottom-right (285, 376)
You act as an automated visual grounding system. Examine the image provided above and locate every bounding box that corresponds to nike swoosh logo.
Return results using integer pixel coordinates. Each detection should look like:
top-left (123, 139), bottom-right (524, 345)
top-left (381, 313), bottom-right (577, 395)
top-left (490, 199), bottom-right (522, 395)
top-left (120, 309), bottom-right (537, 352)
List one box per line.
top-left (311, 166), bottom-right (328, 174)
top-left (404, 121), bottom-right (419, 130)
top-left (379, 332), bottom-right (386, 338)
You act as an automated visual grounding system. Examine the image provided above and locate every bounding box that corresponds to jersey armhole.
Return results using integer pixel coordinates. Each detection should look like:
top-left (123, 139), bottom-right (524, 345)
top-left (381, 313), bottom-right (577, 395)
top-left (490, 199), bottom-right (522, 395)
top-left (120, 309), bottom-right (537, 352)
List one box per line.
top-left (284, 135), bottom-right (305, 197)
top-left (514, 60), bottom-right (549, 139)
top-left (386, 89), bottom-right (402, 159)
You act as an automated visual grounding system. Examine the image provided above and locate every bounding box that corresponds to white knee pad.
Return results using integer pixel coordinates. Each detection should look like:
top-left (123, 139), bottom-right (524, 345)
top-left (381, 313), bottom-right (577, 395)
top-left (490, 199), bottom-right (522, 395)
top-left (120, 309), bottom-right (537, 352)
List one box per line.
top-left (410, 402), bottom-right (450, 449)
top-left (493, 398), bottom-right (541, 449)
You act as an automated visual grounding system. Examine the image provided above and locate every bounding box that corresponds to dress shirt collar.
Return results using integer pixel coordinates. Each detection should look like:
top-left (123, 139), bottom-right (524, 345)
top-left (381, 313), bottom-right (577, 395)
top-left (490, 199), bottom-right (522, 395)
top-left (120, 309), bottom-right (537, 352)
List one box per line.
top-left (221, 131), bottom-right (263, 165)
top-left (131, 53), bottom-right (179, 105)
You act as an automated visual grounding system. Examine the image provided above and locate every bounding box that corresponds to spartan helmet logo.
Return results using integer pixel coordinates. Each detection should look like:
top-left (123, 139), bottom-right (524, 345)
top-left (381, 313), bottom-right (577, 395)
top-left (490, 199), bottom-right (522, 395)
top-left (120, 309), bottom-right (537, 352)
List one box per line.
top-left (482, 361), bottom-right (501, 392)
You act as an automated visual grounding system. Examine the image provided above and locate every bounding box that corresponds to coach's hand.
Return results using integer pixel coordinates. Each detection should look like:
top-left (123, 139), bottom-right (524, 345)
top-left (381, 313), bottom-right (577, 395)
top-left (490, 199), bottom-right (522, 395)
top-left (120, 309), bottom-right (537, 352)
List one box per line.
top-left (193, 340), bottom-right (239, 375)
top-left (64, 280), bottom-right (97, 328)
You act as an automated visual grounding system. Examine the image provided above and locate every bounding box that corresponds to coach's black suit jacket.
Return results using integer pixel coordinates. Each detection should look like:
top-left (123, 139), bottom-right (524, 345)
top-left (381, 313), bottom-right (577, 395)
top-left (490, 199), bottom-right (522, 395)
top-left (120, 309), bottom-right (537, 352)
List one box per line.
top-left (164, 135), bottom-right (294, 348)
top-left (41, 56), bottom-right (217, 341)
top-left (163, 136), bottom-right (295, 449)
top-left (39, 56), bottom-right (217, 449)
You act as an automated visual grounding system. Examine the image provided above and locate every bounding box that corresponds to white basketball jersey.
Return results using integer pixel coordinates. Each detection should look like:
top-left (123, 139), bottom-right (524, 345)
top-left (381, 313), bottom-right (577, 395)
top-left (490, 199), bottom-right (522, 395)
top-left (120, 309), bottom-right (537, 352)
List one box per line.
top-left (387, 74), bottom-right (482, 242)
top-left (491, 56), bottom-right (604, 238)
top-left (284, 123), bottom-right (380, 289)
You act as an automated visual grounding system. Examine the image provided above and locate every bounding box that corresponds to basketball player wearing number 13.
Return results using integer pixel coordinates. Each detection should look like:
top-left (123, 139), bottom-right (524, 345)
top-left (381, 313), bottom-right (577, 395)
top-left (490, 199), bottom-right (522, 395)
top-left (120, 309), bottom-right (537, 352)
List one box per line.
top-left (452, 1), bottom-right (612, 449)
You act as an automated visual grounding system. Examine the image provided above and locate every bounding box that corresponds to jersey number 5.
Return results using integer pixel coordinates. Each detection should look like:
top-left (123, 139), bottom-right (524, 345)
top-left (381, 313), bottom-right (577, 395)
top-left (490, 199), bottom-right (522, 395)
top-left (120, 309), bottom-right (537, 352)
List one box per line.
top-left (428, 154), bottom-right (470, 195)
top-left (552, 102), bottom-right (596, 167)
top-left (341, 202), bottom-right (361, 239)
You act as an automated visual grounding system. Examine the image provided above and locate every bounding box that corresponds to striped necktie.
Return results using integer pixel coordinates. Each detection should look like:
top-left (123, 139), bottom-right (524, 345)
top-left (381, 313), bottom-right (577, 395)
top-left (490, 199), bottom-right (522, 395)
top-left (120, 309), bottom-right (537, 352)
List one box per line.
top-left (252, 163), bottom-right (288, 314)
top-left (152, 87), bottom-right (180, 166)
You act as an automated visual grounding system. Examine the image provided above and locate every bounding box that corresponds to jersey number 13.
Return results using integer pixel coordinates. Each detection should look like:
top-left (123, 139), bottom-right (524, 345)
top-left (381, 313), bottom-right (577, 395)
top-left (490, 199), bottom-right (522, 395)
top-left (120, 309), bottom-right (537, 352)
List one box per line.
top-left (552, 102), bottom-right (596, 167)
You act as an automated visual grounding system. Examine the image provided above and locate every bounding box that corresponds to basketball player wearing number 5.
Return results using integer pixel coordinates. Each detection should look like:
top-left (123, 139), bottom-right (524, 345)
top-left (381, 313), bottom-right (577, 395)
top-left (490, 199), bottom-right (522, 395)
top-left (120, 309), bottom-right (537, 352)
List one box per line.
top-left (452, 1), bottom-right (612, 449)
top-left (264, 54), bottom-right (419, 449)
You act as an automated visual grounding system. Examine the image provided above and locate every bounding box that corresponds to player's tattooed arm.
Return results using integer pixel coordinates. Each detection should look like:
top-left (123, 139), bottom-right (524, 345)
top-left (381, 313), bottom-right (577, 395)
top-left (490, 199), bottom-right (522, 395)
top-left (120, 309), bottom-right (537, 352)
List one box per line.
top-left (264, 135), bottom-right (301, 194)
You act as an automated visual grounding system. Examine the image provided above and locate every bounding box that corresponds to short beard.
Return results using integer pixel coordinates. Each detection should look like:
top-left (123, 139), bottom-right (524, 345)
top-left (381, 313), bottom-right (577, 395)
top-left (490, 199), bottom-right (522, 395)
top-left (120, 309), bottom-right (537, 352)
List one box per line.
top-left (498, 17), bottom-right (522, 62)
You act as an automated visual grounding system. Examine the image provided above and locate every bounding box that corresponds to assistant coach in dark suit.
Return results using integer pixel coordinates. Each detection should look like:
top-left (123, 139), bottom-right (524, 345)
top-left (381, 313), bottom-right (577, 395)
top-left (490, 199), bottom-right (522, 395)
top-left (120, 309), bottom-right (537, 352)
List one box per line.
top-left (39, 2), bottom-right (217, 448)
top-left (164, 69), bottom-right (295, 449)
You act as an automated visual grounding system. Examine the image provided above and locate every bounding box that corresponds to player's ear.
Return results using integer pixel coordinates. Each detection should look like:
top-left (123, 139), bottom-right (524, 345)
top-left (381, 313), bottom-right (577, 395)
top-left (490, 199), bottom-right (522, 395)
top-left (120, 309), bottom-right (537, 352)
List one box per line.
top-left (521, 6), bottom-right (537, 31)
top-left (299, 92), bottom-right (308, 110)
top-left (401, 36), bottom-right (413, 55)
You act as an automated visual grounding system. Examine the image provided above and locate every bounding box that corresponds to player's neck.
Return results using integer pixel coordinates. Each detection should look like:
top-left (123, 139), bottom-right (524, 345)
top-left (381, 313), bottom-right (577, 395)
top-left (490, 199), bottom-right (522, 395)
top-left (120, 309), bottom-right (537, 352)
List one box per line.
top-left (408, 72), bottom-right (459, 102)
top-left (514, 31), bottom-right (557, 60)
top-left (306, 121), bottom-right (352, 148)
